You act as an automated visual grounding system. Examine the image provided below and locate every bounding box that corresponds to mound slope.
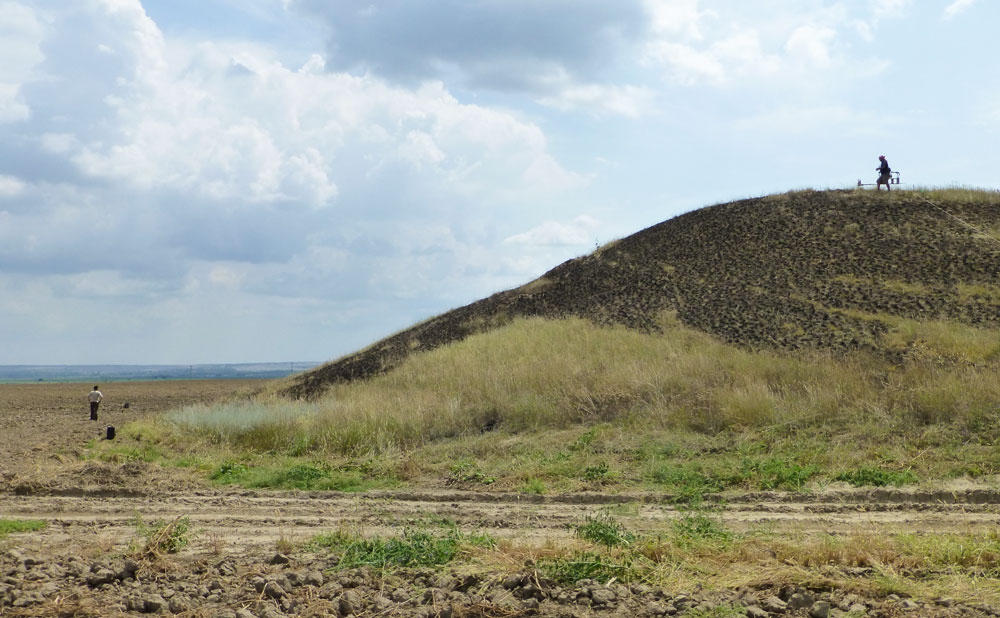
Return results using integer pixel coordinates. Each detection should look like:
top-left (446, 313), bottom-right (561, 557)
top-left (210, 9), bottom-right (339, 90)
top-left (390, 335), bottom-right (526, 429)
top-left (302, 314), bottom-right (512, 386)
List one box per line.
top-left (285, 190), bottom-right (1000, 399)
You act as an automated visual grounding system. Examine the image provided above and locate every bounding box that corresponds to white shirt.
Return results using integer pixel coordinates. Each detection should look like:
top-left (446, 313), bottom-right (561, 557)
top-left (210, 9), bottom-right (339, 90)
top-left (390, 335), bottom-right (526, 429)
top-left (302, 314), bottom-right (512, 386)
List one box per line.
top-left (88, 390), bottom-right (103, 403)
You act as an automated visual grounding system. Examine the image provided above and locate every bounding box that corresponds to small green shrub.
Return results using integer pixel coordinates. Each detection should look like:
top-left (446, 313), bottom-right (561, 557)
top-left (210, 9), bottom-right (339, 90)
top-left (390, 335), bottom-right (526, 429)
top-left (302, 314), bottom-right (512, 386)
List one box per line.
top-left (210, 460), bottom-right (248, 482)
top-left (448, 461), bottom-right (495, 485)
top-left (521, 477), bottom-right (546, 494)
top-left (582, 461), bottom-right (611, 482)
top-left (131, 516), bottom-right (191, 557)
top-left (570, 427), bottom-right (599, 451)
top-left (576, 513), bottom-right (636, 548)
top-left (835, 467), bottom-right (918, 487)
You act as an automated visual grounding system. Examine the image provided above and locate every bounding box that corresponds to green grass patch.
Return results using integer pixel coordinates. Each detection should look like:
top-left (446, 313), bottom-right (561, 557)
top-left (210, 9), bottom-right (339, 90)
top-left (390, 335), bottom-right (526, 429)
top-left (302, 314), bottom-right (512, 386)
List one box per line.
top-left (94, 444), bottom-right (164, 464)
top-left (209, 460), bottom-right (389, 492)
top-left (834, 467), bottom-right (918, 487)
top-left (736, 457), bottom-right (819, 491)
top-left (651, 465), bottom-right (725, 502)
top-left (0, 519), bottom-right (46, 538)
top-left (308, 527), bottom-right (495, 571)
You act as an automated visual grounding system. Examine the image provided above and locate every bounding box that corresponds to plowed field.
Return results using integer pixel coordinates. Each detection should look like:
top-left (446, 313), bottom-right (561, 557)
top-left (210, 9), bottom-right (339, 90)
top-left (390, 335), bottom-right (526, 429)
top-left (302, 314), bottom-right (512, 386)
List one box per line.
top-left (2, 382), bottom-right (999, 617)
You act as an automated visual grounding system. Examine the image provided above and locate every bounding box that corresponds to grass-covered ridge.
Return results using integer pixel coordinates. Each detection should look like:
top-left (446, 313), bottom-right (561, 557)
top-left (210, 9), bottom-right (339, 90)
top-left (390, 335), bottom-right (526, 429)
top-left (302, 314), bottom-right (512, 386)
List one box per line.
top-left (119, 313), bottom-right (1000, 492)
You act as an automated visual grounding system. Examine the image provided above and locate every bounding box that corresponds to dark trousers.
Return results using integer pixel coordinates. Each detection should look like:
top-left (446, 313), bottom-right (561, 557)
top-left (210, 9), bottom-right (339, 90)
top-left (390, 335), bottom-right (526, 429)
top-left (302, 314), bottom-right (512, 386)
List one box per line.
top-left (90, 401), bottom-right (99, 420)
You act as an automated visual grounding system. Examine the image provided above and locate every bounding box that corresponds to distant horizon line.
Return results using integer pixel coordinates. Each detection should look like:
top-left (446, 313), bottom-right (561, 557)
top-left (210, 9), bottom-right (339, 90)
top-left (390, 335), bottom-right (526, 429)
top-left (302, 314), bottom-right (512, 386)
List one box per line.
top-left (0, 361), bottom-right (323, 367)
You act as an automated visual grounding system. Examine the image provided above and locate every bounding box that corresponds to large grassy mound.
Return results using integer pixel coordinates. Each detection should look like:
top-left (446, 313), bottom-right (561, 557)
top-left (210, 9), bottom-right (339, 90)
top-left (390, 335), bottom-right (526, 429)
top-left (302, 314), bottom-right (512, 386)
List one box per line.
top-left (285, 189), bottom-right (1000, 399)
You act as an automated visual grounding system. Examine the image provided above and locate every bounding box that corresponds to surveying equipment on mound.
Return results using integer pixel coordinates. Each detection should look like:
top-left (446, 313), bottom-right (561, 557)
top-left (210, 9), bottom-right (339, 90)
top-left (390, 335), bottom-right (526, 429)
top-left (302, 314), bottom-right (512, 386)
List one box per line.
top-left (857, 171), bottom-right (901, 187)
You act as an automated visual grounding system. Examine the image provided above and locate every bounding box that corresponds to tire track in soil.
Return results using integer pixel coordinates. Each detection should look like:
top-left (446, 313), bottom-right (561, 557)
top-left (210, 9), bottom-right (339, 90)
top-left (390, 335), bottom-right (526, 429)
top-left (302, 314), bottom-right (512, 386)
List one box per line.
top-left (4, 488), bottom-right (999, 555)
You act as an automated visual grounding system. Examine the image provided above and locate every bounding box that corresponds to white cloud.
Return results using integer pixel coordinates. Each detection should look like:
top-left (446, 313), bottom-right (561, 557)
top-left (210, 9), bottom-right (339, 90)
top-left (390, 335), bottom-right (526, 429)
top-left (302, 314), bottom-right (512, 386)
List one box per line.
top-left (504, 216), bottom-right (601, 247)
top-left (873, 0), bottom-right (912, 20)
top-left (0, 174), bottom-right (25, 196)
top-left (0, 1), bottom-right (45, 123)
top-left (0, 83), bottom-right (29, 123)
top-left (0, 0), bottom-right (582, 221)
top-left (0, 0), bottom-right (588, 329)
top-left (944, 0), bottom-right (978, 19)
top-left (644, 0), bottom-right (710, 40)
top-left (645, 27), bottom-right (785, 86)
top-left (537, 83), bottom-right (654, 117)
top-left (785, 26), bottom-right (837, 68)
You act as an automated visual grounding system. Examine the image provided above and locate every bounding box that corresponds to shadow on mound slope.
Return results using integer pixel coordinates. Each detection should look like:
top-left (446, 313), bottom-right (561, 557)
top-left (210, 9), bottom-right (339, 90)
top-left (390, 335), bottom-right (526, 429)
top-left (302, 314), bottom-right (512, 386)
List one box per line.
top-left (284, 189), bottom-right (1000, 399)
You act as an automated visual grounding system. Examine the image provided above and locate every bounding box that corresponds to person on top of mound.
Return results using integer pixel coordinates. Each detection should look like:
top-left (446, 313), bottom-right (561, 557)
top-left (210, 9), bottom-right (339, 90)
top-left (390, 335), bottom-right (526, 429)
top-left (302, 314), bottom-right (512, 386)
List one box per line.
top-left (876, 155), bottom-right (892, 191)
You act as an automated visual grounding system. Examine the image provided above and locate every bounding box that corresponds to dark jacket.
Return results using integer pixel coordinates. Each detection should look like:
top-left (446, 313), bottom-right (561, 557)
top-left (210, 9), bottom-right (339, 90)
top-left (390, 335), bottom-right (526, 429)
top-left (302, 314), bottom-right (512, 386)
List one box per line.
top-left (878, 159), bottom-right (891, 174)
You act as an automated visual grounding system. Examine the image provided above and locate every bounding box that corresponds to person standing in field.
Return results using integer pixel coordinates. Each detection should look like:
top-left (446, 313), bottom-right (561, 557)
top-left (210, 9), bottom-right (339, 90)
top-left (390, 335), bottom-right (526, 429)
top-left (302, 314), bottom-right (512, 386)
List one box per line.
top-left (876, 155), bottom-right (892, 191)
top-left (88, 385), bottom-right (103, 421)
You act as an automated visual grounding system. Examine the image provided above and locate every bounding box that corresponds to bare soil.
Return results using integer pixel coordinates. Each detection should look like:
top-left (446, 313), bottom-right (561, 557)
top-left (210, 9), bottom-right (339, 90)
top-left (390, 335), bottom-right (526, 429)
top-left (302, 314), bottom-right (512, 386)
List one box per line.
top-left (3, 382), bottom-right (1000, 617)
top-left (0, 380), bottom-right (262, 487)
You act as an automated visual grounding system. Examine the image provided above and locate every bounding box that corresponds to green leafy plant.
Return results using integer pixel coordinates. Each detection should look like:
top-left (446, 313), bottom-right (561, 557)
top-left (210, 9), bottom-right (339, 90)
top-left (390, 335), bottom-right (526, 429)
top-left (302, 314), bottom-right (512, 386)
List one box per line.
top-left (576, 513), bottom-right (636, 548)
top-left (582, 461), bottom-right (611, 482)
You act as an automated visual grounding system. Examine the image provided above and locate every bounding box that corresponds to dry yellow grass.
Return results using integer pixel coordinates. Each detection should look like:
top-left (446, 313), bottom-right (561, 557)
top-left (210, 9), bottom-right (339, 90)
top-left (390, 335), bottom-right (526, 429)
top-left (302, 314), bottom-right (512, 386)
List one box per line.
top-left (162, 316), bottom-right (1000, 480)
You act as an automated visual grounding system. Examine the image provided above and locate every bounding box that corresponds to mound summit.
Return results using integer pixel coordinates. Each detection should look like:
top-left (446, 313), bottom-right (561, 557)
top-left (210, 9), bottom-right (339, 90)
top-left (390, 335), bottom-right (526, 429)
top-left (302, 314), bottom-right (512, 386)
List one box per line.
top-left (285, 189), bottom-right (1000, 399)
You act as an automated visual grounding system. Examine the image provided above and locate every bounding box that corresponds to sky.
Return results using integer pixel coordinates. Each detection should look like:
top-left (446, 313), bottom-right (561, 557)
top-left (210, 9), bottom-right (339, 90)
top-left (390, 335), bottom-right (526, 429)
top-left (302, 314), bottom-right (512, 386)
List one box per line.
top-left (0, 0), bottom-right (996, 365)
